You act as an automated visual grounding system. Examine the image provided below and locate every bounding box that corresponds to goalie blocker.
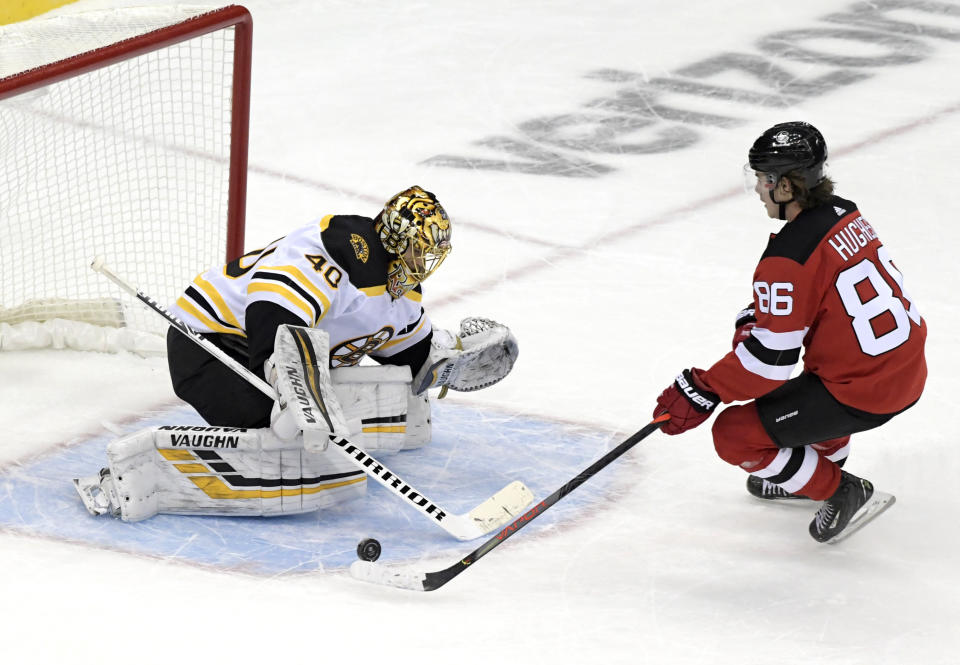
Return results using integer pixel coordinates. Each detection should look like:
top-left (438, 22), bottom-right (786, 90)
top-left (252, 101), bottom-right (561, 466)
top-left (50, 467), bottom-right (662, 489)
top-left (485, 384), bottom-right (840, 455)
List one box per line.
top-left (268, 325), bottom-right (432, 453)
top-left (267, 318), bottom-right (516, 448)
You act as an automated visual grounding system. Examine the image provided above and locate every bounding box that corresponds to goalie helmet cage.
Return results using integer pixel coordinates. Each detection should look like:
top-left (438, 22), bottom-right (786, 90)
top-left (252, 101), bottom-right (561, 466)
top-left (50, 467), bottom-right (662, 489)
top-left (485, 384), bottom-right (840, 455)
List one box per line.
top-left (0, 4), bottom-right (251, 343)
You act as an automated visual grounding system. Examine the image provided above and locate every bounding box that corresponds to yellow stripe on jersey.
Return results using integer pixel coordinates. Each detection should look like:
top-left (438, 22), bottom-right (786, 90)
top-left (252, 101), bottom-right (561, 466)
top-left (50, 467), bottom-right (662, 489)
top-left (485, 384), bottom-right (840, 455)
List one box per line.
top-left (362, 425), bottom-right (406, 434)
top-left (376, 317), bottom-right (428, 352)
top-left (319, 214), bottom-right (335, 232)
top-left (358, 285), bottom-right (421, 303)
top-left (248, 282), bottom-right (316, 321)
top-left (176, 296), bottom-right (246, 336)
top-left (195, 274), bottom-right (242, 330)
top-left (260, 265), bottom-right (333, 322)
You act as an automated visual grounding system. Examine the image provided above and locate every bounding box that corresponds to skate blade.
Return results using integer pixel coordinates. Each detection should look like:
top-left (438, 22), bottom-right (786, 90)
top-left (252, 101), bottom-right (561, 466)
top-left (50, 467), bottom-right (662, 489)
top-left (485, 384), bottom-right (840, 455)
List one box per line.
top-left (73, 476), bottom-right (109, 516)
top-left (826, 491), bottom-right (896, 545)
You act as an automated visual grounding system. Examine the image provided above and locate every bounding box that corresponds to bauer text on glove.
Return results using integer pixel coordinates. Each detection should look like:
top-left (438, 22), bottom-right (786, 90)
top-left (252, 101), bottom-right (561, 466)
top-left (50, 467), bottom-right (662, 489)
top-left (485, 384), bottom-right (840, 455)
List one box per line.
top-left (731, 302), bottom-right (757, 351)
top-left (653, 368), bottom-right (720, 435)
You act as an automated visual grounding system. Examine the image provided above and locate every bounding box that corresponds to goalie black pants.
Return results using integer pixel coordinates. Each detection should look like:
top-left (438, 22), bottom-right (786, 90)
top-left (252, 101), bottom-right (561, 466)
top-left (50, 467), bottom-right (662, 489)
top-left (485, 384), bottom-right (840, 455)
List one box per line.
top-left (166, 328), bottom-right (274, 428)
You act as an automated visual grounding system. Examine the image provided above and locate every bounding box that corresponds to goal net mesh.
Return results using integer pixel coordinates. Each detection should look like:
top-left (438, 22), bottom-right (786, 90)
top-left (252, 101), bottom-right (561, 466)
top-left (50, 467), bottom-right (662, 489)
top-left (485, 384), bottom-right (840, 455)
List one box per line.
top-left (0, 5), bottom-right (247, 351)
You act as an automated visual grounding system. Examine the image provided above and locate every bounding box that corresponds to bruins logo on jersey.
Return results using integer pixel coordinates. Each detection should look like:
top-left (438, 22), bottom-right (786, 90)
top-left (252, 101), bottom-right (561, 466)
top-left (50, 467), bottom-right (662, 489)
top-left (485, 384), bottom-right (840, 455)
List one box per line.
top-left (331, 326), bottom-right (394, 367)
top-left (350, 233), bottom-right (370, 263)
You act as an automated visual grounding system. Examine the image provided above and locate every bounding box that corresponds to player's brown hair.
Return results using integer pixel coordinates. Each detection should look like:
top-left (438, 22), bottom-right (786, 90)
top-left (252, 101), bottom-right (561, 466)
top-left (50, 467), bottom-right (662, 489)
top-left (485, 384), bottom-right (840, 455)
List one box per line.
top-left (785, 173), bottom-right (835, 209)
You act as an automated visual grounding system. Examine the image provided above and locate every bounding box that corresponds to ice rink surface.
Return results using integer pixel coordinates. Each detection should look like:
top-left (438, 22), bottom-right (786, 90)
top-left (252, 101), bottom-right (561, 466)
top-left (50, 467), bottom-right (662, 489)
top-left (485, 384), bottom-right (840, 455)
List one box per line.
top-left (1, 0), bottom-right (959, 662)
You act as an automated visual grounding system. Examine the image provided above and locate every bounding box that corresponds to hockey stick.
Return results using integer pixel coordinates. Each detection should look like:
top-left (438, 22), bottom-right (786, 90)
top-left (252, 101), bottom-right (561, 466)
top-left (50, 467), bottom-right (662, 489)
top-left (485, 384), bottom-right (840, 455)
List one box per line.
top-left (349, 414), bottom-right (670, 591)
top-left (90, 257), bottom-right (533, 540)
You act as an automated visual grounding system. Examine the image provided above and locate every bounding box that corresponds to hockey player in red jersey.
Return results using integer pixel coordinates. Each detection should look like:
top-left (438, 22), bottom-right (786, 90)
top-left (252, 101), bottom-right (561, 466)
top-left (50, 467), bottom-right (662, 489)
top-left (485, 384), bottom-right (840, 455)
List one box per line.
top-left (652, 122), bottom-right (926, 543)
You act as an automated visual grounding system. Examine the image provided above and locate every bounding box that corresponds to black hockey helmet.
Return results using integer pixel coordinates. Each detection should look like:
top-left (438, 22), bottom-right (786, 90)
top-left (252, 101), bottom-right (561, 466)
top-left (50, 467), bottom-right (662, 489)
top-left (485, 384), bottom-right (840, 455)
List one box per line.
top-left (748, 121), bottom-right (827, 188)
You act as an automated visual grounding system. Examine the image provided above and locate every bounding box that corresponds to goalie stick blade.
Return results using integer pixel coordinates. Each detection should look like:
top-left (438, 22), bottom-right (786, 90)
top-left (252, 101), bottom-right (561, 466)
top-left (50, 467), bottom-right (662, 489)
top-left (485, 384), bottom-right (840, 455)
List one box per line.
top-left (329, 435), bottom-right (532, 541)
top-left (466, 480), bottom-right (534, 533)
top-left (436, 480), bottom-right (534, 541)
top-left (826, 491), bottom-right (896, 545)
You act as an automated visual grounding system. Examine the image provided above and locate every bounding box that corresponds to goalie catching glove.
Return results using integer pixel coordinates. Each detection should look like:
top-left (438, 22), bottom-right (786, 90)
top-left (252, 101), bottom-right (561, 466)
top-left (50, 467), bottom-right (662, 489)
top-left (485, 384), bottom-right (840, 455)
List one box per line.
top-left (413, 317), bottom-right (518, 395)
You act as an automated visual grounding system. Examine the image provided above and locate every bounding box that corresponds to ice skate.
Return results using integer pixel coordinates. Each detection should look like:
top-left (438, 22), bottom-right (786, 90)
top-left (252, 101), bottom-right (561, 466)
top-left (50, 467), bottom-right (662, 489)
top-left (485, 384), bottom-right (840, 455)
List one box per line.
top-left (73, 467), bottom-right (121, 517)
top-left (809, 471), bottom-right (895, 544)
top-left (746, 475), bottom-right (811, 502)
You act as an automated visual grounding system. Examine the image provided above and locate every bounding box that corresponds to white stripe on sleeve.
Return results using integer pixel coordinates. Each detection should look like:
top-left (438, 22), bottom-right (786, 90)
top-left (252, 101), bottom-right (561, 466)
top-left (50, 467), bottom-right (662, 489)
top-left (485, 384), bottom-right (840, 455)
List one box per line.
top-left (750, 326), bottom-right (808, 350)
top-left (734, 343), bottom-right (796, 381)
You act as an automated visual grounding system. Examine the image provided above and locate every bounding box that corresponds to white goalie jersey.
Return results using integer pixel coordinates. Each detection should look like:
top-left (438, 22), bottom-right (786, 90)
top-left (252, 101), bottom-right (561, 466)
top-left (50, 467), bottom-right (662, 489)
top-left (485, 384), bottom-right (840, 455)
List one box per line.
top-left (169, 214), bottom-right (432, 367)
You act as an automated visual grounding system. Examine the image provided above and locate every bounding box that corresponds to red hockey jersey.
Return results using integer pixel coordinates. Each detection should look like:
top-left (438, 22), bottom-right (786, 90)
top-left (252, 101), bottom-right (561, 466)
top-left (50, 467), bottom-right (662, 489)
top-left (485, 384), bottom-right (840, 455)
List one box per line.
top-left (701, 196), bottom-right (926, 415)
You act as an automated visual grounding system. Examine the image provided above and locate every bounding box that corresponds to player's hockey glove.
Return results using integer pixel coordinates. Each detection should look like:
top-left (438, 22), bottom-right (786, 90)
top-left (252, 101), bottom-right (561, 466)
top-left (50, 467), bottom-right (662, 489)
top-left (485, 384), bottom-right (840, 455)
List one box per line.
top-left (653, 368), bottom-right (720, 435)
top-left (731, 302), bottom-right (757, 350)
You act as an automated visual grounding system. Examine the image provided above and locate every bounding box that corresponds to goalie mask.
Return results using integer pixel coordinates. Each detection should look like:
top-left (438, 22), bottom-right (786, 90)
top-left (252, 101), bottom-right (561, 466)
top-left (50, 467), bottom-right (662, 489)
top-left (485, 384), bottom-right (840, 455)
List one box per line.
top-left (377, 186), bottom-right (452, 296)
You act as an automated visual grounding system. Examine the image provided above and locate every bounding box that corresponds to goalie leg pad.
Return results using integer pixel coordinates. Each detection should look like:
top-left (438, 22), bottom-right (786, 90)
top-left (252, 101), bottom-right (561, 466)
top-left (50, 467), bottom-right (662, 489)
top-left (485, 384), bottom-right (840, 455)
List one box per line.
top-left (331, 365), bottom-right (431, 452)
top-left (83, 425), bottom-right (366, 521)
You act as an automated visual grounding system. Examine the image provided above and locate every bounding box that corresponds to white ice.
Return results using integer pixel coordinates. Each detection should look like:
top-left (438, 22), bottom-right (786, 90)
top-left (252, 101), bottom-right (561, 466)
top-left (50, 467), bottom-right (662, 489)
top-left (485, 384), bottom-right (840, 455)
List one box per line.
top-left (1, 0), bottom-right (958, 663)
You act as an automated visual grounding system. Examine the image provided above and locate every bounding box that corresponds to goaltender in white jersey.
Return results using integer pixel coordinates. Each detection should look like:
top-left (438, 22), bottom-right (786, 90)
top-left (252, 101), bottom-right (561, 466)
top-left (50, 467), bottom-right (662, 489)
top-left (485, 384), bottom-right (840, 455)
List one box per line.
top-left (171, 212), bottom-right (431, 370)
top-left (74, 186), bottom-right (520, 522)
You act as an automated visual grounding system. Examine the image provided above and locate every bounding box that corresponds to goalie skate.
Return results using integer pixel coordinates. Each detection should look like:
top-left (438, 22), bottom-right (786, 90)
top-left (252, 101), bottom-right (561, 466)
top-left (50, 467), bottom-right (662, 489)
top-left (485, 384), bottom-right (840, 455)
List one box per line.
top-left (73, 468), bottom-right (121, 517)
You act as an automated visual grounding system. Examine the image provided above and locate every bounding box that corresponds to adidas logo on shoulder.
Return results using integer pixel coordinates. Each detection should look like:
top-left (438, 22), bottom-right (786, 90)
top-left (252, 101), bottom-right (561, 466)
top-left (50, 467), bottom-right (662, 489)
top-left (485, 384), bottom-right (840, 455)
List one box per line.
top-left (834, 206), bottom-right (847, 217)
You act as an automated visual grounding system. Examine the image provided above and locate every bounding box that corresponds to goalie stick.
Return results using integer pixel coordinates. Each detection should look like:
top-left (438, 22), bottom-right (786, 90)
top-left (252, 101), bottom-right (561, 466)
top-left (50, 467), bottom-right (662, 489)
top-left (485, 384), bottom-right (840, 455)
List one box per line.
top-left (90, 257), bottom-right (533, 540)
top-left (349, 414), bottom-right (670, 592)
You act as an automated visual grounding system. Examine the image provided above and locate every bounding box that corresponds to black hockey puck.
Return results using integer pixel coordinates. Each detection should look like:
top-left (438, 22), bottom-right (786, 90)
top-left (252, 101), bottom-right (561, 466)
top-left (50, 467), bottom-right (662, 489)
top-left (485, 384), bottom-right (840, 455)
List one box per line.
top-left (357, 537), bottom-right (382, 562)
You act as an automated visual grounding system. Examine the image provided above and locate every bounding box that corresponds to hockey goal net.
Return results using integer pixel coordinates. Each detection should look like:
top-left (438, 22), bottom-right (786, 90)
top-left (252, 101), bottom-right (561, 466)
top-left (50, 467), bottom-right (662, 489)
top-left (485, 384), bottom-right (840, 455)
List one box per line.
top-left (0, 4), bottom-right (250, 354)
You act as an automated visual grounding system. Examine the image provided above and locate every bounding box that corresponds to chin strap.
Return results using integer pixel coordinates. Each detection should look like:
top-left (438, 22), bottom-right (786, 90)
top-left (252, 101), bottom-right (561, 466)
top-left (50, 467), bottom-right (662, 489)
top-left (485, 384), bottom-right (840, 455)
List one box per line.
top-left (770, 186), bottom-right (794, 221)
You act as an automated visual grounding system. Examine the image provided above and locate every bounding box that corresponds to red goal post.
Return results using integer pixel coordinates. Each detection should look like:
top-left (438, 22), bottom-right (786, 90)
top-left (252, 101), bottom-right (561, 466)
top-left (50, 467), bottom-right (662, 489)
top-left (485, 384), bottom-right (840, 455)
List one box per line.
top-left (0, 5), bottom-right (251, 352)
